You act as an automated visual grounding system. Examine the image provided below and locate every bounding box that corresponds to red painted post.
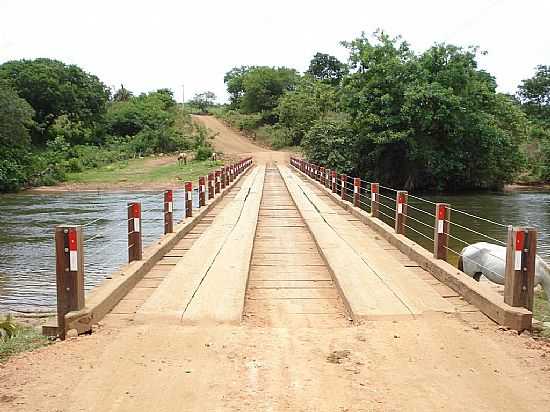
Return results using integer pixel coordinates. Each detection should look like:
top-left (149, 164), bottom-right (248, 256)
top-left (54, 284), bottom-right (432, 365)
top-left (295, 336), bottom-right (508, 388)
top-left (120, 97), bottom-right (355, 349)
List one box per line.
top-left (371, 183), bottom-right (380, 218)
top-left (324, 169), bottom-right (330, 188)
top-left (394, 191), bottom-right (408, 235)
top-left (229, 165), bottom-right (234, 183)
top-left (128, 202), bottom-right (142, 262)
top-left (54, 225), bottom-right (85, 339)
top-left (504, 227), bottom-right (537, 311)
top-left (208, 173), bottom-right (214, 200)
top-left (353, 178), bottom-right (361, 207)
top-left (185, 181), bottom-right (193, 218)
top-left (340, 174), bottom-right (347, 200)
top-left (220, 167), bottom-right (226, 189)
top-left (215, 170), bottom-right (221, 194)
top-left (225, 165), bottom-right (230, 186)
top-left (433, 203), bottom-right (449, 260)
top-left (164, 190), bottom-right (174, 234)
top-left (331, 170), bottom-right (337, 193)
top-left (198, 176), bottom-right (206, 207)
top-left (319, 167), bottom-right (325, 186)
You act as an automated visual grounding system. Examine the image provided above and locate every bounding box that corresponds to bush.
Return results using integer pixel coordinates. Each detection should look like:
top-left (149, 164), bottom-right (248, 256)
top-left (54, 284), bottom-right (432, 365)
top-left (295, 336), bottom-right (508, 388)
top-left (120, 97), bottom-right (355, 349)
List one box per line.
top-left (195, 145), bottom-right (213, 161)
top-left (256, 125), bottom-right (293, 149)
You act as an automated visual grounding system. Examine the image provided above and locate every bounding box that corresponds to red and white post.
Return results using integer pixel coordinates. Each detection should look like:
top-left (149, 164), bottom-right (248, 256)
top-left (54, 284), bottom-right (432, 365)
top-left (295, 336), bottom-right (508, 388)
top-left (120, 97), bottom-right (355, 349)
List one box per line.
top-left (215, 170), bottom-right (221, 194)
top-left (331, 170), bottom-right (337, 193)
top-left (185, 181), bottom-right (193, 218)
top-left (433, 203), bottom-right (449, 260)
top-left (353, 178), bottom-right (361, 207)
top-left (164, 190), bottom-right (174, 234)
top-left (504, 227), bottom-right (537, 310)
top-left (208, 173), bottom-right (214, 200)
top-left (394, 191), bottom-right (408, 235)
top-left (340, 174), bottom-right (347, 200)
top-left (54, 225), bottom-right (85, 339)
top-left (198, 176), bottom-right (206, 207)
top-left (371, 183), bottom-right (380, 218)
top-left (128, 202), bottom-right (142, 262)
top-left (319, 167), bottom-right (325, 186)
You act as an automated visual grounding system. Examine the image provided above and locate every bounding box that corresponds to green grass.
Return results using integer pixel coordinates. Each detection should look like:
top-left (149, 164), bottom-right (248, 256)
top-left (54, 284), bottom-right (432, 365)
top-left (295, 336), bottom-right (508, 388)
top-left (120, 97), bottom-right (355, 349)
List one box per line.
top-left (66, 157), bottom-right (222, 186)
top-left (0, 324), bottom-right (50, 362)
top-left (534, 290), bottom-right (550, 337)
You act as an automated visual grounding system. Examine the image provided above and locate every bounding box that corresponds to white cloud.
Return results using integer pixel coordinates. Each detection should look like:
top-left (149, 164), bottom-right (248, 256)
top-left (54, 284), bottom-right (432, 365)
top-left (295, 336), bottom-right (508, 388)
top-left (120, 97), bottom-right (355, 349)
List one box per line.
top-left (1, 0), bottom-right (548, 102)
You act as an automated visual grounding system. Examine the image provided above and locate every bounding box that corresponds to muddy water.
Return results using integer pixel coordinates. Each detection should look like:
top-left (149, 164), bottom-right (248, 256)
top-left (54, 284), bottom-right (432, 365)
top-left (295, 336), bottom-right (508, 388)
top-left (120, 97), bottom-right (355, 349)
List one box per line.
top-left (0, 189), bottom-right (203, 313)
top-left (0, 187), bottom-right (548, 313)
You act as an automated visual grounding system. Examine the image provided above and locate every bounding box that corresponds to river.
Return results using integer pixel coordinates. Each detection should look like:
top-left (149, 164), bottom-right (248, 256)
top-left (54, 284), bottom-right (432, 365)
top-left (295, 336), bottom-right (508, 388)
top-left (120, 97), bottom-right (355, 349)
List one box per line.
top-left (0, 187), bottom-right (548, 313)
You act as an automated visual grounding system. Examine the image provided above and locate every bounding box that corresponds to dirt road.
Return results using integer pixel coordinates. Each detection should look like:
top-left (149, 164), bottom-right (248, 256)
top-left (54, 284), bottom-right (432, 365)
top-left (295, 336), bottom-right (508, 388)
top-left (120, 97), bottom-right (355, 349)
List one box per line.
top-left (2, 119), bottom-right (550, 412)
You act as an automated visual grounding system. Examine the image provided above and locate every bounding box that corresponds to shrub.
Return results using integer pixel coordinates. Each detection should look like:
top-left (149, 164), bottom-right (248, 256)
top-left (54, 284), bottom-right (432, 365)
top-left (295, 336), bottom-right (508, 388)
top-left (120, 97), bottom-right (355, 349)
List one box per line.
top-left (195, 145), bottom-right (213, 161)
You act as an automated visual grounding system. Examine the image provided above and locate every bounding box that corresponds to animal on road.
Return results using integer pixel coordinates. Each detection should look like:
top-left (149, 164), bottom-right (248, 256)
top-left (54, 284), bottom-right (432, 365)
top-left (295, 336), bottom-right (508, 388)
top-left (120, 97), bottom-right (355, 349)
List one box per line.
top-left (178, 152), bottom-right (187, 166)
top-left (459, 242), bottom-right (550, 303)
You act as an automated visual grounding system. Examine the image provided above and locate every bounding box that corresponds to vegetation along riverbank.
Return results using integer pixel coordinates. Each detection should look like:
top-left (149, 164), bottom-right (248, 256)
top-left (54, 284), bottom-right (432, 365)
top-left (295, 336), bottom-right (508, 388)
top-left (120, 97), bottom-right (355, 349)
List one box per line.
top-left (214, 31), bottom-right (550, 192)
top-left (0, 58), bottom-right (216, 193)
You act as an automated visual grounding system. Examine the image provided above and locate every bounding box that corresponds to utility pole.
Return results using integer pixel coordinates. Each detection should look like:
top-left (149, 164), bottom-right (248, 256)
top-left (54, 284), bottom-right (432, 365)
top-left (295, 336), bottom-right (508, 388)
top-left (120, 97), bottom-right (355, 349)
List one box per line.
top-left (182, 84), bottom-right (185, 112)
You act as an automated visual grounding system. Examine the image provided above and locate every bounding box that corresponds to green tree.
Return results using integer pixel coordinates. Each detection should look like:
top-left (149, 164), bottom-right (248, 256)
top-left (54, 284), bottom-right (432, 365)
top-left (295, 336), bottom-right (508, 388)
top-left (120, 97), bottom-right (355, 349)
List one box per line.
top-left (339, 32), bottom-right (525, 190)
top-left (190, 91), bottom-right (216, 113)
top-left (0, 58), bottom-right (110, 144)
top-left (306, 52), bottom-right (347, 86)
top-left (0, 84), bottom-right (35, 147)
top-left (239, 67), bottom-right (298, 116)
top-left (224, 66), bottom-right (254, 108)
top-left (113, 84), bottom-right (133, 102)
top-left (518, 65), bottom-right (550, 124)
top-left (276, 77), bottom-right (337, 144)
top-left (302, 114), bottom-right (357, 172)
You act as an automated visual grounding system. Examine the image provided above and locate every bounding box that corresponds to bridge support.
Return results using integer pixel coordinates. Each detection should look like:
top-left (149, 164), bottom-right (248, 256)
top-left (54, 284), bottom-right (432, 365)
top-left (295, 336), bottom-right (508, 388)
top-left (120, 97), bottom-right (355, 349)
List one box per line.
top-left (164, 190), bottom-right (174, 234)
top-left (54, 225), bottom-right (85, 340)
top-left (504, 227), bottom-right (537, 311)
top-left (394, 191), bottom-right (408, 235)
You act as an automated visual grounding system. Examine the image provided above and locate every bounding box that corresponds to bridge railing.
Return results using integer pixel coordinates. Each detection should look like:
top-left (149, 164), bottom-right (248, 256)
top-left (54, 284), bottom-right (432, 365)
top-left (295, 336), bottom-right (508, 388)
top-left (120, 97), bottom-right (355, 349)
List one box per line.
top-left (290, 157), bottom-right (538, 314)
top-left (52, 157), bottom-right (253, 339)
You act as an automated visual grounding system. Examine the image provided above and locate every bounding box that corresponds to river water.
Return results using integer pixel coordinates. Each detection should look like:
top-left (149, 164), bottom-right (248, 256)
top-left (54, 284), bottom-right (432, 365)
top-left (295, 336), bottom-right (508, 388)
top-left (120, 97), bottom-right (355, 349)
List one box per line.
top-left (0, 189), bottom-right (203, 313)
top-left (0, 187), bottom-right (548, 313)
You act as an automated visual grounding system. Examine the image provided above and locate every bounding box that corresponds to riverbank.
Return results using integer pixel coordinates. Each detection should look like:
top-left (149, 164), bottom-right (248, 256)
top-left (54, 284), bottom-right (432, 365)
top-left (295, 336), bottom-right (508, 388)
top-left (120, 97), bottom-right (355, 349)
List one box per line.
top-left (27, 155), bottom-right (223, 192)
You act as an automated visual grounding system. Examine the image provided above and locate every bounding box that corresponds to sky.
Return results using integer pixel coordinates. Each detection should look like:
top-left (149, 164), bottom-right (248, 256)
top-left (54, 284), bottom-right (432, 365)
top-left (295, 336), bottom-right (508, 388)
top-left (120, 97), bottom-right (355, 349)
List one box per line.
top-left (1, 0), bottom-right (548, 103)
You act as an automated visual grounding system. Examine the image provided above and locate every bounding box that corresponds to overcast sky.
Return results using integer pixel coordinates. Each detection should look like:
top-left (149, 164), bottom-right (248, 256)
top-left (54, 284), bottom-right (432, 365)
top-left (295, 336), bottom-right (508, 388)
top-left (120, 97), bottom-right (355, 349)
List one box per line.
top-left (1, 0), bottom-right (548, 103)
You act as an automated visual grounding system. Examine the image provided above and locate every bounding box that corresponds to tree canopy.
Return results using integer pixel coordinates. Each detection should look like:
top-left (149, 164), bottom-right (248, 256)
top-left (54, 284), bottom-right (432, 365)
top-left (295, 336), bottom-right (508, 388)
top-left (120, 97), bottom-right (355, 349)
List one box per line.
top-left (0, 58), bottom-right (110, 144)
top-left (190, 91), bottom-right (216, 113)
top-left (306, 52), bottom-right (347, 85)
top-left (518, 65), bottom-right (550, 124)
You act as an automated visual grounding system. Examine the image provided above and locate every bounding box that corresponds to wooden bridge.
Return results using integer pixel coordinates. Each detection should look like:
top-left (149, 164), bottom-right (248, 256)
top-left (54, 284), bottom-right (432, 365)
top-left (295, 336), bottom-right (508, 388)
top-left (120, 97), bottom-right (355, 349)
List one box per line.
top-left (22, 118), bottom-right (549, 411)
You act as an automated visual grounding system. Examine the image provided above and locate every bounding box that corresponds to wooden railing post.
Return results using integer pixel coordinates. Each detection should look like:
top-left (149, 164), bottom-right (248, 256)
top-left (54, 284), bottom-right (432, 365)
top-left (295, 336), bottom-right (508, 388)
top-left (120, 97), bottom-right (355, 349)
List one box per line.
top-left (504, 227), bottom-right (537, 311)
top-left (319, 167), bottom-right (325, 186)
top-left (331, 170), bottom-right (337, 193)
top-left (55, 225), bottom-right (85, 339)
top-left (325, 169), bottom-right (331, 189)
top-left (353, 178), bottom-right (360, 207)
top-left (164, 190), bottom-right (174, 234)
top-left (221, 167), bottom-right (226, 189)
top-left (215, 170), bottom-right (221, 194)
top-left (185, 181), bottom-right (193, 218)
top-left (433, 203), bottom-right (449, 260)
top-left (128, 202), bottom-right (142, 262)
top-left (394, 191), bottom-right (408, 235)
top-left (371, 183), bottom-right (379, 218)
top-left (208, 173), bottom-right (214, 200)
top-left (198, 176), bottom-right (206, 207)
top-left (340, 174), bottom-right (347, 200)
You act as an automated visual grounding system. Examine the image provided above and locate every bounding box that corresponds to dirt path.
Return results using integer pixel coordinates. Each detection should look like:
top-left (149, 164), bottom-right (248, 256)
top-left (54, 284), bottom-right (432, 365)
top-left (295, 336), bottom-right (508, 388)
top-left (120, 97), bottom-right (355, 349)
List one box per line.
top-left (2, 120), bottom-right (550, 411)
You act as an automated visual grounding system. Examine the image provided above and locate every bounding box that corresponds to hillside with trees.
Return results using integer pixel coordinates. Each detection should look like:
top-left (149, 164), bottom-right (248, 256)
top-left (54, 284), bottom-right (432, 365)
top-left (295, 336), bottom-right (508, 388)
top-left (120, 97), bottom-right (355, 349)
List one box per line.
top-left (0, 59), bottom-right (211, 192)
top-left (216, 31), bottom-right (549, 191)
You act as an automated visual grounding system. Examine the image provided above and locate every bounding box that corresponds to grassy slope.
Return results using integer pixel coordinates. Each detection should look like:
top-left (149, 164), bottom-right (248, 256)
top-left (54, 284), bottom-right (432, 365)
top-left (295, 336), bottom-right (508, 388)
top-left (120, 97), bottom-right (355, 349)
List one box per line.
top-left (0, 325), bottom-right (49, 362)
top-left (66, 157), bottom-right (222, 186)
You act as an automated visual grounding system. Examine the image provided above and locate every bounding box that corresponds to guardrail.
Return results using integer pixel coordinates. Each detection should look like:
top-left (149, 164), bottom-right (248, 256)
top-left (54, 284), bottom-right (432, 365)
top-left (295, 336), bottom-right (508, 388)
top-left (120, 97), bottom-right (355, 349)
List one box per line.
top-left (290, 157), bottom-right (538, 315)
top-left (52, 157), bottom-right (253, 339)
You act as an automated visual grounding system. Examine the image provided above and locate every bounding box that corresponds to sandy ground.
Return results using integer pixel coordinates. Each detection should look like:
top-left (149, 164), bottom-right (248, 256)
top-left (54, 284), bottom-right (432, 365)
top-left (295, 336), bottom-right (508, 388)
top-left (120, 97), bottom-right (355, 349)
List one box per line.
top-left (3, 119), bottom-right (550, 411)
